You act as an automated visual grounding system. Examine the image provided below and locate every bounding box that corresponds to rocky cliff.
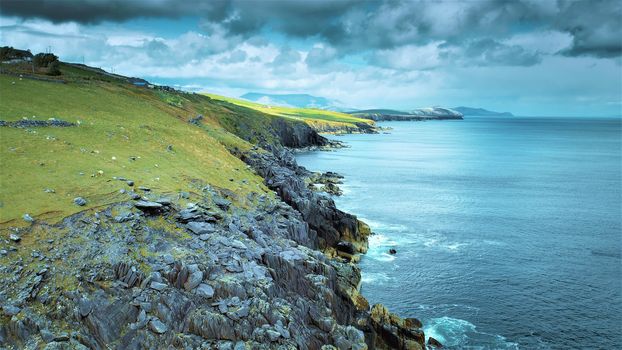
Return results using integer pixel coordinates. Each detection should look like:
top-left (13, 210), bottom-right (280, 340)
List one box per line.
top-left (0, 66), bottom-right (426, 349)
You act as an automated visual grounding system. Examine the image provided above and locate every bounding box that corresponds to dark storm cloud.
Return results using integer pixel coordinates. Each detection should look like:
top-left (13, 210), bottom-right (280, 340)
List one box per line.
top-left (1, 0), bottom-right (620, 59)
top-left (457, 38), bottom-right (542, 67)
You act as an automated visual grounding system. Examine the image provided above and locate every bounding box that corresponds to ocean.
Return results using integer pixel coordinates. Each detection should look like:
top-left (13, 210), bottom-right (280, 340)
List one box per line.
top-left (295, 117), bottom-right (622, 349)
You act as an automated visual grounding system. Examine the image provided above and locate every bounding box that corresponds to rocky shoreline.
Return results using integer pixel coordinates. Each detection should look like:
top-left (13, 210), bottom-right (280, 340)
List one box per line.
top-left (0, 121), bottom-right (430, 349)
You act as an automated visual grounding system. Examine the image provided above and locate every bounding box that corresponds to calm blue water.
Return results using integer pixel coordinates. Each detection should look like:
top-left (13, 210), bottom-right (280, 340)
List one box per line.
top-left (296, 117), bottom-right (622, 349)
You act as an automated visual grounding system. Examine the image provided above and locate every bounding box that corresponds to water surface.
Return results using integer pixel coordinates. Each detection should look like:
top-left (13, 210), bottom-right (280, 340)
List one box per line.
top-left (296, 117), bottom-right (622, 349)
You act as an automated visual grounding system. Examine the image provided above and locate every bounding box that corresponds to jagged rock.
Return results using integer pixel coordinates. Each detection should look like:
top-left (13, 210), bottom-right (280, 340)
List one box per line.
top-left (336, 241), bottom-right (356, 255)
top-left (184, 266), bottom-right (203, 291)
top-left (73, 197), bottom-right (87, 206)
top-left (388, 248), bottom-right (397, 255)
top-left (9, 233), bottom-right (20, 242)
top-left (22, 213), bottom-right (34, 222)
top-left (126, 180), bottom-right (134, 186)
top-left (266, 329), bottom-right (281, 342)
top-left (78, 298), bottom-right (93, 317)
top-left (196, 283), bottom-right (215, 298)
top-left (428, 336), bottom-right (443, 348)
top-left (138, 186), bottom-right (150, 192)
top-left (150, 281), bottom-right (167, 291)
top-left (149, 319), bottom-right (168, 334)
top-left (187, 221), bottom-right (215, 235)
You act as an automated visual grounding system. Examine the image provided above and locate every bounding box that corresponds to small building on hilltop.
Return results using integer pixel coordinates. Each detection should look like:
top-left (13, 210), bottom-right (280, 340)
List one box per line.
top-left (0, 46), bottom-right (33, 63)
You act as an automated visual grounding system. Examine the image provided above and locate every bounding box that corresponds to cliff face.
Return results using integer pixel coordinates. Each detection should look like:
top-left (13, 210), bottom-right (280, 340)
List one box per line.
top-left (0, 65), bottom-right (424, 349)
top-left (0, 141), bottom-right (425, 350)
top-left (351, 107), bottom-right (463, 121)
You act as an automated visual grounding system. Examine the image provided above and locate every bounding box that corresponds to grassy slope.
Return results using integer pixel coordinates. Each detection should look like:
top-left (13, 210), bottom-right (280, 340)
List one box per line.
top-left (204, 93), bottom-right (374, 131)
top-left (0, 67), bottom-right (275, 226)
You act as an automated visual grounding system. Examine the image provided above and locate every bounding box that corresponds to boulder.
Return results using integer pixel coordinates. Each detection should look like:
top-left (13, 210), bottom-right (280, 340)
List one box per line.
top-left (186, 221), bottom-right (215, 235)
top-left (196, 283), bottom-right (215, 298)
top-left (74, 197), bottom-right (87, 206)
top-left (134, 200), bottom-right (163, 210)
top-left (149, 319), bottom-right (168, 334)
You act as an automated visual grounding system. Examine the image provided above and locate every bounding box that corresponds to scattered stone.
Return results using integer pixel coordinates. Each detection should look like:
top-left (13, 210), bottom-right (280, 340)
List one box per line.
top-left (9, 233), bottom-right (20, 242)
top-left (44, 188), bottom-right (55, 193)
top-left (0, 249), bottom-right (7, 256)
top-left (134, 200), bottom-right (163, 210)
top-left (22, 213), bottom-right (34, 222)
top-left (149, 319), bottom-right (168, 334)
top-left (73, 197), bottom-right (87, 206)
top-left (186, 221), bottom-right (215, 235)
top-left (126, 180), bottom-right (134, 186)
top-left (196, 283), bottom-right (214, 298)
top-left (184, 266), bottom-right (203, 291)
top-left (150, 281), bottom-right (167, 291)
top-left (388, 248), bottom-right (397, 255)
top-left (138, 186), bottom-right (150, 192)
top-left (266, 329), bottom-right (281, 342)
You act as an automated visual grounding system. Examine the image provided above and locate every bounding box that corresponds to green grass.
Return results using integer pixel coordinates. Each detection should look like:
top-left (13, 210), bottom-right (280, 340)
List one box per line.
top-left (204, 93), bottom-right (373, 131)
top-left (0, 71), bottom-right (270, 225)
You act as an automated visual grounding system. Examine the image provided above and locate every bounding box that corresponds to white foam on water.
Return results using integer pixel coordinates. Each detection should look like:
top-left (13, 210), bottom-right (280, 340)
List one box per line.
top-left (421, 235), bottom-right (468, 252)
top-left (423, 316), bottom-right (519, 349)
top-left (361, 272), bottom-right (391, 284)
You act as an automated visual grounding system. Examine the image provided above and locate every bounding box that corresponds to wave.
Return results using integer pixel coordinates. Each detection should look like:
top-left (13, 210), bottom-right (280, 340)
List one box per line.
top-left (361, 272), bottom-right (392, 284)
top-left (424, 316), bottom-right (519, 349)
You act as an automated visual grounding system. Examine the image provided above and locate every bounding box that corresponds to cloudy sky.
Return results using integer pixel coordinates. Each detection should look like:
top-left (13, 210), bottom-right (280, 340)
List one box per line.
top-left (1, 0), bottom-right (621, 116)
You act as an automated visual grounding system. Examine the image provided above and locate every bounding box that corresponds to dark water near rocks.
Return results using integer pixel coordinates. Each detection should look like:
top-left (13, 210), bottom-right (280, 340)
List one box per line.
top-left (296, 117), bottom-right (622, 349)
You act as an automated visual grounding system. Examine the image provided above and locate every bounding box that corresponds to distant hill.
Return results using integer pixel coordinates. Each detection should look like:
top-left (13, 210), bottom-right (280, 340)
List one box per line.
top-left (453, 106), bottom-right (513, 117)
top-left (349, 107), bottom-right (463, 121)
top-left (240, 92), bottom-right (353, 112)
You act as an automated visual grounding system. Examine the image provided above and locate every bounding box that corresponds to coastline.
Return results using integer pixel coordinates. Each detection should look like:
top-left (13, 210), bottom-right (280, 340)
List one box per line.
top-left (240, 140), bottom-right (429, 349)
top-left (0, 117), bottom-right (427, 349)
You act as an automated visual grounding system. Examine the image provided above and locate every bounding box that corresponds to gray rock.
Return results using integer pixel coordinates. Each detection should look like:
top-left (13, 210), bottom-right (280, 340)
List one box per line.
top-left (3, 305), bottom-right (21, 316)
top-left (184, 270), bottom-right (203, 291)
top-left (126, 180), bottom-right (134, 186)
top-left (149, 319), bottom-right (168, 334)
top-left (162, 254), bottom-right (174, 265)
top-left (150, 281), bottom-right (167, 291)
top-left (196, 283), bottom-right (214, 298)
top-left (0, 249), bottom-right (7, 256)
top-left (138, 186), bottom-right (151, 192)
top-left (134, 200), bottom-right (163, 210)
top-left (22, 213), bottom-right (34, 222)
top-left (73, 197), bottom-right (87, 206)
top-left (78, 298), bottom-right (93, 317)
top-left (156, 197), bottom-right (172, 206)
top-left (186, 221), bottom-right (215, 235)
top-left (266, 329), bottom-right (281, 342)
top-left (9, 233), bottom-right (20, 242)
top-left (40, 328), bottom-right (54, 343)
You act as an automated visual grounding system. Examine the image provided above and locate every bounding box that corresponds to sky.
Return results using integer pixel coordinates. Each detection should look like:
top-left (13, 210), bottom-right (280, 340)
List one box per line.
top-left (0, 0), bottom-right (621, 116)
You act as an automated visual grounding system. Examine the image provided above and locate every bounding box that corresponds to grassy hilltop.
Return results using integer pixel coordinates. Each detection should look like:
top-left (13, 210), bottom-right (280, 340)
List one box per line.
top-left (0, 61), bottom-right (370, 226)
top-left (204, 93), bottom-right (373, 132)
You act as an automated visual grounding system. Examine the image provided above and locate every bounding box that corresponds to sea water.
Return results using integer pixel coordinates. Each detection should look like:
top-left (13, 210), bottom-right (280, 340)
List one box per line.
top-left (295, 117), bottom-right (622, 349)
